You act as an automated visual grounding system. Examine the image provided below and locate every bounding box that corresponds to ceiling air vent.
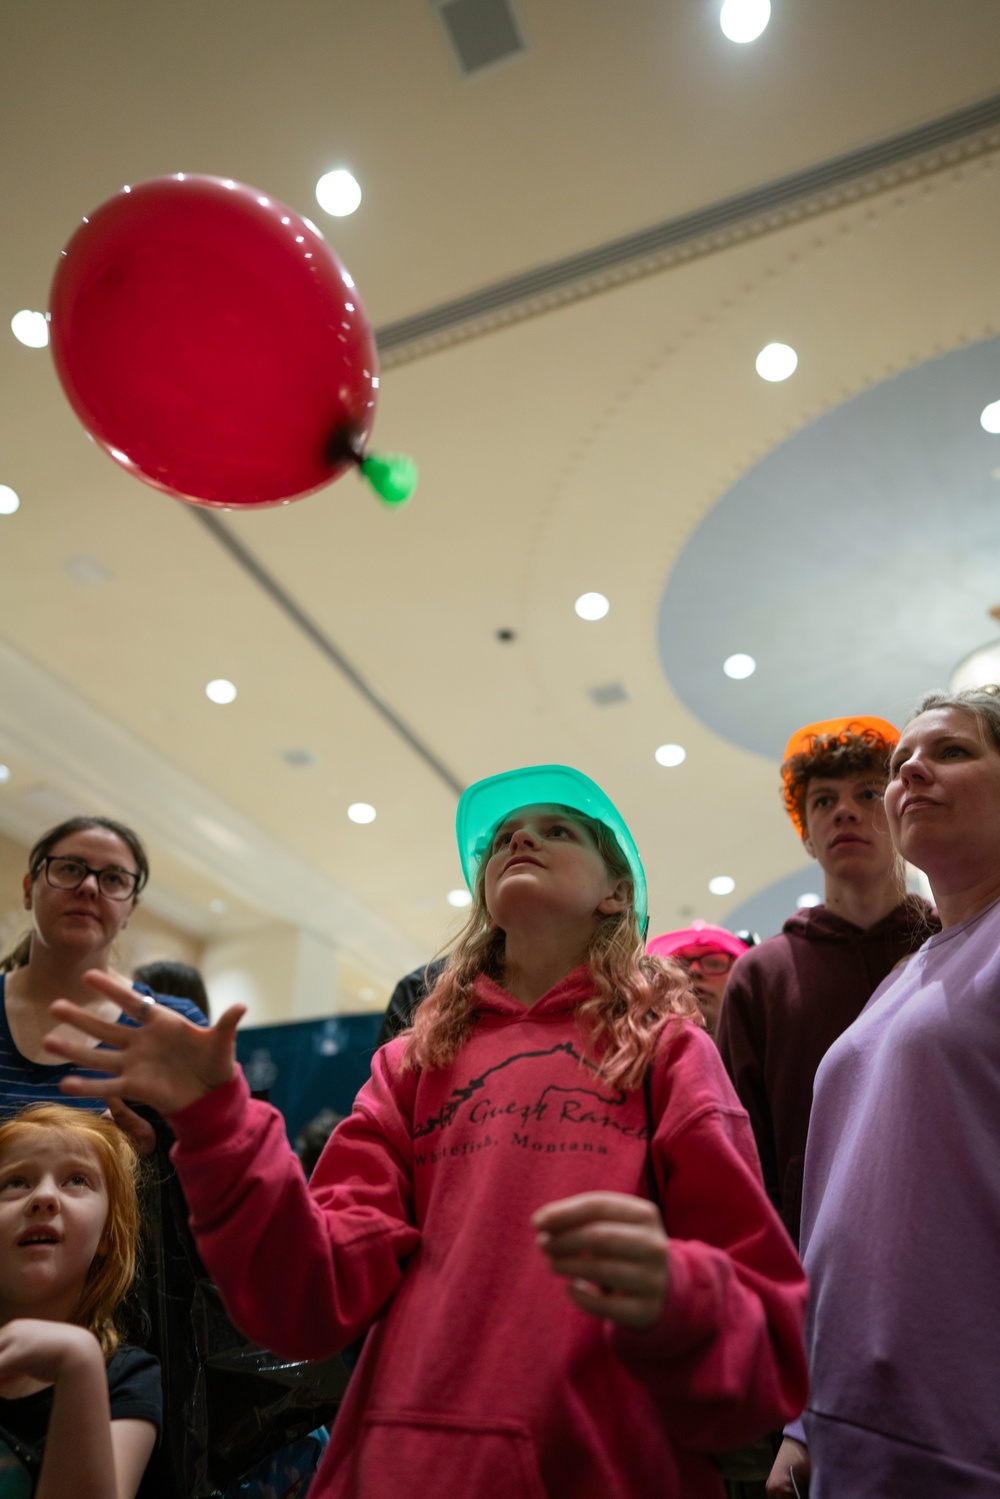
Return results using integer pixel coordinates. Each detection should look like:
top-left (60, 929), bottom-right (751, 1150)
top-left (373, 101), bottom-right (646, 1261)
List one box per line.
top-left (589, 682), bottom-right (629, 708)
top-left (437, 0), bottom-right (526, 76)
top-left (63, 554), bottom-right (113, 587)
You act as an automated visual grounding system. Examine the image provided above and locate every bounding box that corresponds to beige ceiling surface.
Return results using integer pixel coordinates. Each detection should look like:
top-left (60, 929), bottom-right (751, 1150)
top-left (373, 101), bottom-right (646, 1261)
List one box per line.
top-left (1, 1), bottom-right (999, 1001)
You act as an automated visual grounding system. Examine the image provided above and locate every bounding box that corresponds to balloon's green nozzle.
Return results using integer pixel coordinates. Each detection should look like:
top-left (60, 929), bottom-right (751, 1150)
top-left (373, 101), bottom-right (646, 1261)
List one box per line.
top-left (360, 452), bottom-right (418, 507)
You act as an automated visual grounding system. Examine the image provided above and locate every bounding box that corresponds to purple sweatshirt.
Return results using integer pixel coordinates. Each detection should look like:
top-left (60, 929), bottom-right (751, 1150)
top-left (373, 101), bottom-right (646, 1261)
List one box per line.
top-left (796, 894), bottom-right (1000, 1496)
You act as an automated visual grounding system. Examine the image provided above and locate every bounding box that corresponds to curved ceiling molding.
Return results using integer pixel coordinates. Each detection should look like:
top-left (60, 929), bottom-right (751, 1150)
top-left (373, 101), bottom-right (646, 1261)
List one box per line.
top-left (657, 334), bottom-right (1000, 760)
top-left (376, 92), bottom-right (1000, 367)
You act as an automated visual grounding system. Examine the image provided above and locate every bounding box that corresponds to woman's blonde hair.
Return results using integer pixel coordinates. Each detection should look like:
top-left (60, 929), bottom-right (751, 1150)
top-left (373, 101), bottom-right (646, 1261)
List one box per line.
top-left (404, 810), bottom-right (700, 1089)
top-left (908, 684), bottom-right (1000, 750)
top-left (0, 1105), bottom-right (140, 1359)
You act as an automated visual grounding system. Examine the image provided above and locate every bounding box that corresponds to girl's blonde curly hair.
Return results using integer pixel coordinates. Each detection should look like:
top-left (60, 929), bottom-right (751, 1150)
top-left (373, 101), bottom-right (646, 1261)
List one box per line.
top-left (404, 809), bottom-right (701, 1089)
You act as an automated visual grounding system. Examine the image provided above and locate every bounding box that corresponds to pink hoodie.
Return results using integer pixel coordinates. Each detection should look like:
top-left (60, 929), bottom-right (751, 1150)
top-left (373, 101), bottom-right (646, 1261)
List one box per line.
top-left (169, 966), bottom-right (807, 1498)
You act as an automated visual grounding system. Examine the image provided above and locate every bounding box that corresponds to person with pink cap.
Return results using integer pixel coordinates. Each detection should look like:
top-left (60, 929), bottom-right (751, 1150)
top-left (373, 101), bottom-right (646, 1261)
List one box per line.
top-left (647, 922), bottom-right (748, 1038)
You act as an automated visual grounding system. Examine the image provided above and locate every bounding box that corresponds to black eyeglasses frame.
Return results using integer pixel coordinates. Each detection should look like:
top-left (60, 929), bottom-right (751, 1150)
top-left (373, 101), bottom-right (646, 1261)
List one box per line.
top-left (40, 855), bottom-right (140, 902)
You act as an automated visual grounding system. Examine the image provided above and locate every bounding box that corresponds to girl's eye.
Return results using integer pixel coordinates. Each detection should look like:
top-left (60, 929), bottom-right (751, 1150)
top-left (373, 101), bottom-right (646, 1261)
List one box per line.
top-left (547, 824), bottom-right (570, 838)
top-left (492, 831), bottom-right (513, 852)
top-left (0, 1176), bottom-right (29, 1192)
top-left (65, 1174), bottom-right (90, 1187)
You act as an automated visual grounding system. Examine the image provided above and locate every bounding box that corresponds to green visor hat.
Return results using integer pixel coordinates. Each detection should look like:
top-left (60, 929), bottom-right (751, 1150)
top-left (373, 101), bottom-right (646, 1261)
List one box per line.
top-left (456, 764), bottom-right (648, 935)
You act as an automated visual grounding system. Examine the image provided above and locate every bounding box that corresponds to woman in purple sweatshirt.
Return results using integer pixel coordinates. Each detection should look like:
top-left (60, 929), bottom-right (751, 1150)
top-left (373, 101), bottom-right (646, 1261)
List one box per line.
top-left (769, 685), bottom-right (1000, 1497)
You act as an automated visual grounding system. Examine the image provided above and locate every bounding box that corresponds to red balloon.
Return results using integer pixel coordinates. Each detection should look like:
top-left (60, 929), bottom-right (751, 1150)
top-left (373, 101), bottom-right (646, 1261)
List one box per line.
top-left (49, 174), bottom-right (379, 509)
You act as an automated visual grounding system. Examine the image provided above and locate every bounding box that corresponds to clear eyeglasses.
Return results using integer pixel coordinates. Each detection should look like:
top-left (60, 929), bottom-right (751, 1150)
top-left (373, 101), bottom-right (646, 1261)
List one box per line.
top-left (42, 856), bottom-right (139, 901)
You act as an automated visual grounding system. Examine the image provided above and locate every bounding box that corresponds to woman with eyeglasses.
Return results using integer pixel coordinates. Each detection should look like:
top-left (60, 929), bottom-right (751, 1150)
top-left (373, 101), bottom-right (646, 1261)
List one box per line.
top-left (0, 816), bottom-right (207, 1116)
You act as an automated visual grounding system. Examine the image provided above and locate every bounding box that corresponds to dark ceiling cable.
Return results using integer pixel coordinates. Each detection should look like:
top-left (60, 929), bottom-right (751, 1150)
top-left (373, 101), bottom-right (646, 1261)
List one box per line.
top-left (191, 508), bottom-right (466, 798)
top-left (374, 90), bottom-right (1000, 363)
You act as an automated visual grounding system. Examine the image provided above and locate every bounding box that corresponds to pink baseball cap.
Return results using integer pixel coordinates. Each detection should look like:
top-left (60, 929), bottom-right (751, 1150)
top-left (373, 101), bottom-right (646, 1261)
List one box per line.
top-left (647, 920), bottom-right (747, 963)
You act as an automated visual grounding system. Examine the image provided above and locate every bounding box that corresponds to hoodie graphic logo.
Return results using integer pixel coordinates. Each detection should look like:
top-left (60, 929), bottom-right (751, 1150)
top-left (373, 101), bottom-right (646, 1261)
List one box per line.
top-left (412, 1041), bottom-right (642, 1142)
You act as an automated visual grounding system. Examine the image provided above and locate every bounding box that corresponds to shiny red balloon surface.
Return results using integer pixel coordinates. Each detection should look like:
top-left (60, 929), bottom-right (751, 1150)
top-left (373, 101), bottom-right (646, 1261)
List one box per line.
top-left (49, 175), bottom-right (378, 508)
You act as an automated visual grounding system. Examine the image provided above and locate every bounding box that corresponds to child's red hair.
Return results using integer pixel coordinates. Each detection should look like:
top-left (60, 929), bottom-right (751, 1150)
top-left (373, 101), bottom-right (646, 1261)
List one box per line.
top-left (0, 1105), bottom-right (140, 1359)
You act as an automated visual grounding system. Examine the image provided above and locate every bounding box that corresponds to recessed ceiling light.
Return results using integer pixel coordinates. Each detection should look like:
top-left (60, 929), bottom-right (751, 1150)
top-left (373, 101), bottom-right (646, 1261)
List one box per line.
top-left (348, 801), bottom-right (376, 824)
top-left (981, 399), bottom-right (1000, 434)
top-left (11, 310), bottom-right (48, 348)
top-left (755, 342), bottom-right (798, 382)
top-left (316, 169), bottom-right (362, 218)
top-left (205, 678), bottom-right (237, 704)
top-left (796, 892), bottom-right (822, 908)
top-left (359, 986), bottom-right (376, 1001)
top-left (709, 875), bottom-right (735, 895)
top-left (209, 898), bottom-right (227, 914)
top-left (0, 765), bottom-right (10, 784)
top-left (723, 653), bottom-right (756, 679)
top-left (655, 743), bottom-right (686, 768)
top-left (447, 888), bottom-right (473, 908)
top-left (720, 0), bottom-right (771, 43)
top-left (574, 592), bottom-right (610, 621)
top-left (0, 485), bottom-right (19, 515)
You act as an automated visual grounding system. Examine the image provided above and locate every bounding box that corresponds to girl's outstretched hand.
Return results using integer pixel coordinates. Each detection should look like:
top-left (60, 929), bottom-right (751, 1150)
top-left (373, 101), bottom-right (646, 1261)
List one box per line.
top-left (45, 969), bottom-right (244, 1117)
top-left (533, 1191), bottom-right (670, 1330)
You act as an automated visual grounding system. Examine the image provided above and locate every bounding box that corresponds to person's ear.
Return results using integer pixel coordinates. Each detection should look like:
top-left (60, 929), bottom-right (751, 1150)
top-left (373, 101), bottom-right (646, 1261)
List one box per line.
top-left (22, 871), bottom-right (32, 912)
top-left (801, 831), bottom-right (817, 861)
top-left (597, 879), bottom-right (631, 916)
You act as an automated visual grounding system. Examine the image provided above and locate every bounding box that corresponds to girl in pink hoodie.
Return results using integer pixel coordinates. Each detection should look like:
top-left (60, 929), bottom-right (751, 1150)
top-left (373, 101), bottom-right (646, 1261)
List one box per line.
top-left (45, 764), bottom-right (807, 1499)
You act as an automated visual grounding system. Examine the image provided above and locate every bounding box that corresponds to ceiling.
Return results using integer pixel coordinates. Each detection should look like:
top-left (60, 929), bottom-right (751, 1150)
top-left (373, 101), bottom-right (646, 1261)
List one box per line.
top-left (1, 0), bottom-right (999, 1005)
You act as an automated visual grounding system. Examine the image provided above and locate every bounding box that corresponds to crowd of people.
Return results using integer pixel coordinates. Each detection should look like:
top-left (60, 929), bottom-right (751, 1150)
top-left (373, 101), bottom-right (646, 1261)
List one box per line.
top-left (0, 686), bottom-right (997, 1497)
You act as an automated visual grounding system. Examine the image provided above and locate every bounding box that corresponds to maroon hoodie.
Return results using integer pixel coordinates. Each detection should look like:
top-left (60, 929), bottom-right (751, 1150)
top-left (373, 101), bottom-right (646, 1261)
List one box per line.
top-left (716, 896), bottom-right (936, 1248)
top-left (168, 966), bottom-right (807, 1499)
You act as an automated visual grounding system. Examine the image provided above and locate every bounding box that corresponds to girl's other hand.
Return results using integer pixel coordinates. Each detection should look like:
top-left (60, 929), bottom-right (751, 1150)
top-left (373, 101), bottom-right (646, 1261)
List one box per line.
top-left (0, 1319), bottom-right (102, 1391)
top-left (45, 969), bottom-right (244, 1116)
top-left (766, 1436), bottom-right (811, 1496)
top-left (532, 1191), bottom-right (669, 1330)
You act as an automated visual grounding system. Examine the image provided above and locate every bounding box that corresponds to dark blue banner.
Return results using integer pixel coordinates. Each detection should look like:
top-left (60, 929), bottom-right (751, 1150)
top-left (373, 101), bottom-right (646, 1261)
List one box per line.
top-left (235, 1013), bottom-right (382, 1143)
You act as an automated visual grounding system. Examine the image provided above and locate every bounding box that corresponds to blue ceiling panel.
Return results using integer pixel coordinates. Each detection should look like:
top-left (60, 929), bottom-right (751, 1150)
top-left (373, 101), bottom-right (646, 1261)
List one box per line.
top-left (657, 335), bottom-right (1000, 759)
